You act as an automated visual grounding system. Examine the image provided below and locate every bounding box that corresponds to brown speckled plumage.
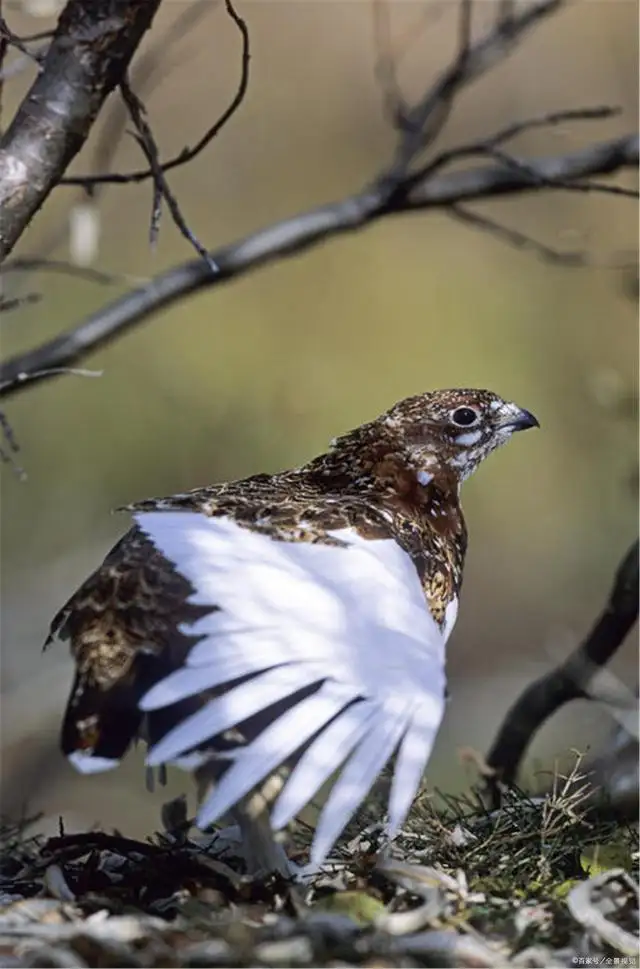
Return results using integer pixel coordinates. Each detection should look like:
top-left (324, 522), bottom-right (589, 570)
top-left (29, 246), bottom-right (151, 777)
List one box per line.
top-left (49, 388), bottom-right (537, 770)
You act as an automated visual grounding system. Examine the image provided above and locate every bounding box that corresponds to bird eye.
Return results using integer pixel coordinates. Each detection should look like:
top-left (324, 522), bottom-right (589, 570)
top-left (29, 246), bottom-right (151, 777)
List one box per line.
top-left (451, 406), bottom-right (479, 427)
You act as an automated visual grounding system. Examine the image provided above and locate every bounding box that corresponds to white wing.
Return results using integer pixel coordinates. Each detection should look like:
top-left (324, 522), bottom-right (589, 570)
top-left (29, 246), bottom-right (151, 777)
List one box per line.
top-left (135, 511), bottom-right (449, 867)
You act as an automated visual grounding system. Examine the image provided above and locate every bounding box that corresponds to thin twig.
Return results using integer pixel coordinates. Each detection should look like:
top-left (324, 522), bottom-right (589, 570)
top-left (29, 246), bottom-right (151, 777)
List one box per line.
top-left (448, 205), bottom-right (588, 266)
top-left (409, 105), bottom-right (624, 186)
top-left (89, 0), bottom-right (214, 191)
top-left (0, 20), bottom-right (6, 139)
top-left (119, 78), bottom-right (218, 272)
top-left (372, 1), bottom-right (448, 135)
top-left (0, 131), bottom-right (636, 403)
top-left (0, 408), bottom-right (25, 480)
top-left (0, 366), bottom-right (102, 395)
top-left (59, 0), bottom-right (250, 190)
top-left (0, 0), bottom-right (163, 262)
top-left (17, 0), bottom-right (215, 282)
top-left (0, 292), bottom-right (41, 313)
top-left (403, 0), bottom-right (473, 153)
top-left (0, 408), bottom-right (18, 454)
top-left (406, 134), bottom-right (638, 207)
top-left (372, 0), bottom-right (410, 129)
top-left (0, 18), bottom-right (48, 64)
top-left (382, 0), bottom-right (564, 191)
top-left (481, 143), bottom-right (638, 198)
top-left (1, 257), bottom-right (141, 285)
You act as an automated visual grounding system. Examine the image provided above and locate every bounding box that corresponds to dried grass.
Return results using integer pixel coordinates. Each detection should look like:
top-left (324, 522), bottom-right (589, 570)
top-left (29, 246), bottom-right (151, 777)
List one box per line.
top-left (1, 755), bottom-right (637, 968)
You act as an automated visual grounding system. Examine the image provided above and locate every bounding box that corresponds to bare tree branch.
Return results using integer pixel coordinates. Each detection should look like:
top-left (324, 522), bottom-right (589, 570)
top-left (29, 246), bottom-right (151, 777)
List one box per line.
top-left (447, 205), bottom-right (590, 267)
top-left (0, 22), bottom-right (7, 139)
top-left (58, 0), bottom-right (250, 190)
top-left (0, 131), bottom-right (636, 402)
top-left (468, 143), bottom-right (638, 199)
top-left (0, 0), bottom-right (636, 403)
top-left (405, 134), bottom-right (637, 207)
top-left (483, 539), bottom-right (639, 805)
top-left (372, 0), bottom-right (409, 130)
top-left (20, 0), bottom-right (214, 275)
top-left (0, 0), bottom-right (163, 262)
top-left (119, 78), bottom-right (218, 272)
top-left (88, 0), bottom-right (213, 189)
top-left (0, 292), bottom-right (41, 314)
top-left (0, 18), bottom-right (47, 66)
top-left (0, 403), bottom-right (24, 480)
top-left (381, 0), bottom-right (563, 191)
top-left (407, 105), bottom-right (625, 186)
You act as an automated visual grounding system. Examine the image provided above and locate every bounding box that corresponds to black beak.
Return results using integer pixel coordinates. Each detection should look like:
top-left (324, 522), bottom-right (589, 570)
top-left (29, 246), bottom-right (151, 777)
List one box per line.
top-left (506, 407), bottom-right (540, 432)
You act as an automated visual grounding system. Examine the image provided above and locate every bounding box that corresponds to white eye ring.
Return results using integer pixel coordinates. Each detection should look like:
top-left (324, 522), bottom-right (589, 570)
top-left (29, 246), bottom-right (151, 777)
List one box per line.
top-left (450, 406), bottom-right (480, 427)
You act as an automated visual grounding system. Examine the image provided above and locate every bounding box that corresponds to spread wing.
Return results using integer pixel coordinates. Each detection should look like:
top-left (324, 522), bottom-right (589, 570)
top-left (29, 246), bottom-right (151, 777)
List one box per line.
top-left (135, 511), bottom-right (447, 867)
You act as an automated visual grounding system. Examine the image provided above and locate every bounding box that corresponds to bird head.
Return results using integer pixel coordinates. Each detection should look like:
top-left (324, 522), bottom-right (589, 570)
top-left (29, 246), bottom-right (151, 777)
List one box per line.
top-left (383, 388), bottom-right (539, 486)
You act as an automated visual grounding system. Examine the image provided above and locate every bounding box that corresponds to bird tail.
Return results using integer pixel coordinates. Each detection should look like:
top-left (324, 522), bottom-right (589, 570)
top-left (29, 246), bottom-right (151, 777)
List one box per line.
top-left (61, 654), bottom-right (209, 774)
top-left (61, 669), bottom-right (146, 771)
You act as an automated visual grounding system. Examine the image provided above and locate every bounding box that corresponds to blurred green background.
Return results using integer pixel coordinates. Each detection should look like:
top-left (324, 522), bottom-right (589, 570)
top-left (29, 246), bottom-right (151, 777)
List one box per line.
top-left (1, 0), bottom-right (637, 837)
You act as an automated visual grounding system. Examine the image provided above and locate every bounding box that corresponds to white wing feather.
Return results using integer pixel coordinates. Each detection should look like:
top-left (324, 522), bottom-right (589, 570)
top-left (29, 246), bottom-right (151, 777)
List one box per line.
top-left (196, 679), bottom-right (360, 828)
top-left (309, 711), bottom-right (410, 866)
top-left (270, 702), bottom-right (378, 831)
top-left (135, 511), bottom-right (449, 866)
top-left (146, 663), bottom-right (323, 765)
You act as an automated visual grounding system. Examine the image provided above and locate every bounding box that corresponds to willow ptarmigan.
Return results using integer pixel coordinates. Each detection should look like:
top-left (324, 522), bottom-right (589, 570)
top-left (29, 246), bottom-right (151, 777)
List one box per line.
top-left (48, 388), bottom-right (538, 875)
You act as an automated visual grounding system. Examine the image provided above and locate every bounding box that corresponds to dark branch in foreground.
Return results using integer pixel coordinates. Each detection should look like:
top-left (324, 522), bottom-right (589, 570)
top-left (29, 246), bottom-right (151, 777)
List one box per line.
top-left (0, 132), bottom-right (636, 401)
top-left (0, 0), bottom-right (162, 262)
top-left (484, 539), bottom-right (639, 805)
